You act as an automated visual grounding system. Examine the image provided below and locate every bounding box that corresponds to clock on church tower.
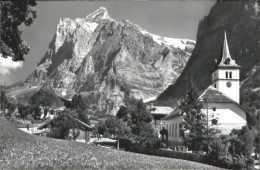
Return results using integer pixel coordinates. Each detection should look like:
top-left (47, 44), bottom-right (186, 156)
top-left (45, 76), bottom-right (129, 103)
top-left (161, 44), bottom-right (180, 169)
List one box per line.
top-left (226, 81), bottom-right (232, 88)
top-left (211, 31), bottom-right (241, 104)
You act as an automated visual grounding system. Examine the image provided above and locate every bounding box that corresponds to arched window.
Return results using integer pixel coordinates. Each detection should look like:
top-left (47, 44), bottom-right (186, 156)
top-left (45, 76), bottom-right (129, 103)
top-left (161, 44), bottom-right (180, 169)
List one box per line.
top-left (226, 71), bottom-right (228, 78)
top-left (225, 58), bottom-right (230, 65)
top-left (214, 84), bottom-right (217, 88)
top-left (229, 71), bottom-right (232, 78)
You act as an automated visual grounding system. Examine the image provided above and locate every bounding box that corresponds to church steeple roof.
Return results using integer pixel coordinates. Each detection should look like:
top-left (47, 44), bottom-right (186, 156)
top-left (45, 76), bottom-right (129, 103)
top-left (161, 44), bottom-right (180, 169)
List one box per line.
top-left (218, 31), bottom-right (240, 68)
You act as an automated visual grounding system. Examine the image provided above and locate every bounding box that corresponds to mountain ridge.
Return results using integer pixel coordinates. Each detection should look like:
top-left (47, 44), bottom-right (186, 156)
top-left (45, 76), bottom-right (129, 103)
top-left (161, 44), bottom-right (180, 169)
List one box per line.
top-left (24, 7), bottom-right (195, 115)
top-left (156, 1), bottom-right (260, 112)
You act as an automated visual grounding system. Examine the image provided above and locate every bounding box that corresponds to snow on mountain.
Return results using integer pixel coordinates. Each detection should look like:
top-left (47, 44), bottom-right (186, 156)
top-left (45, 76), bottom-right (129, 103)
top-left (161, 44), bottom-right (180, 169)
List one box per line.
top-left (26, 7), bottom-right (195, 115)
top-left (140, 29), bottom-right (195, 50)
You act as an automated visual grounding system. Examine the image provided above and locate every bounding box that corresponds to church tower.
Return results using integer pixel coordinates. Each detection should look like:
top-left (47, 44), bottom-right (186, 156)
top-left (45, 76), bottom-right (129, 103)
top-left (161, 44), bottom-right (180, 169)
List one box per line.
top-left (211, 31), bottom-right (241, 103)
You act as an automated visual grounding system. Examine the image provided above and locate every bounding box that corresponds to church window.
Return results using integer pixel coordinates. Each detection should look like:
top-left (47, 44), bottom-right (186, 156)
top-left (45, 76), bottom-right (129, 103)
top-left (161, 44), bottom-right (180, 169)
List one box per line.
top-left (172, 124), bottom-right (174, 136)
top-left (169, 124), bottom-right (171, 136)
top-left (179, 123), bottom-right (182, 137)
top-left (214, 84), bottom-right (216, 88)
top-left (226, 71), bottom-right (228, 78)
top-left (229, 71), bottom-right (232, 78)
top-left (175, 123), bottom-right (178, 137)
top-left (225, 58), bottom-right (230, 65)
top-left (211, 119), bottom-right (218, 125)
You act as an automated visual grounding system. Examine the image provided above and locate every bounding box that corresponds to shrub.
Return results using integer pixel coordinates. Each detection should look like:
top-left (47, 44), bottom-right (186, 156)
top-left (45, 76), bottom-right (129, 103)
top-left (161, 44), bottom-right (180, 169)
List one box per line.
top-left (245, 157), bottom-right (254, 169)
top-left (127, 144), bottom-right (246, 169)
top-left (26, 114), bottom-right (35, 123)
top-left (208, 138), bottom-right (226, 161)
top-left (71, 129), bottom-right (80, 141)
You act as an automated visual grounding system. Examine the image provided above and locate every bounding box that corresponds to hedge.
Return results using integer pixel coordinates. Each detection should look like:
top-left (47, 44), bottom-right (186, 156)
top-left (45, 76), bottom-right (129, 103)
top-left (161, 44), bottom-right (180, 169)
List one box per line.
top-left (125, 144), bottom-right (246, 169)
top-left (95, 139), bottom-right (246, 169)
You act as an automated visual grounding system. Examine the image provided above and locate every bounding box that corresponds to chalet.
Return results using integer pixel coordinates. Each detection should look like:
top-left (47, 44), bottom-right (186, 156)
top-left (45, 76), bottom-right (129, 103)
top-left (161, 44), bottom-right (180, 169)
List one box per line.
top-left (149, 104), bottom-right (173, 135)
top-left (163, 32), bottom-right (247, 147)
top-left (38, 114), bottom-right (92, 142)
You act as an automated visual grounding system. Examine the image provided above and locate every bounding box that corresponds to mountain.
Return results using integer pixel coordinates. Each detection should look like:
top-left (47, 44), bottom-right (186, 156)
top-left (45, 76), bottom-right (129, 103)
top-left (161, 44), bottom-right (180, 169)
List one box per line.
top-left (25, 7), bottom-right (195, 115)
top-left (157, 1), bottom-right (260, 111)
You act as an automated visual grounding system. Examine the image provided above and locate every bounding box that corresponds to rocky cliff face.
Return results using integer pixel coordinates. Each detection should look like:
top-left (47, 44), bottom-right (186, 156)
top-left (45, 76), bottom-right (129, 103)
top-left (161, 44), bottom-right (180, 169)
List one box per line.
top-left (157, 1), bottom-right (260, 110)
top-left (26, 7), bottom-right (195, 115)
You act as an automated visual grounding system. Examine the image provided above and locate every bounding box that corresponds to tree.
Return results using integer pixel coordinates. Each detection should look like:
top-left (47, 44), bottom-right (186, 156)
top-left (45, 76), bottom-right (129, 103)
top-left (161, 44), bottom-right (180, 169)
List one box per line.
top-left (30, 84), bottom-right (62, 112)
top-left (104, 116), bottom-right (132, 139)
top-left (17, 104), bottom-right (30, 120)
top-left (96, 121), bottom-right (106, 138)
top-left (179, 87), bottom-right (207, 153)
top-left (30, 105), bottom-right (41, 120)
top-left (78, 111), bottom-right (90, 125)
top-left (72, 94), bottom-right (86, 110)
top-left (49, 111), bottom-right (80, 140)
top-left (116, 105), bottom-right (128, 119)
top-left (124, 97), bottom-right (152, 124)
top-left (0, 88), bottom-right (8, 111)
top-left (116, 97), bottom-right (157, 146)
top-left (0, 0), bottom-right (37, 61)
top-left (229, 126), bottom-right (254, 158)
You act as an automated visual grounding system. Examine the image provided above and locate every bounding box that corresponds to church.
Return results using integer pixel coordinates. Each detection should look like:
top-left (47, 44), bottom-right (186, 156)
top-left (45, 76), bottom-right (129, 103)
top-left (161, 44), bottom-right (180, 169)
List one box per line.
top-left (163, 32), bottom-right (247, 146)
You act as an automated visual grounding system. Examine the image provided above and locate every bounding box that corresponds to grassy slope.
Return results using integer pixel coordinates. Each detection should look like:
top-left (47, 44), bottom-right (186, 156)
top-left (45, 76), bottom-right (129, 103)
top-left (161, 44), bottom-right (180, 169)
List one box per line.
top-left (0, 117), bottom-right (218, 169)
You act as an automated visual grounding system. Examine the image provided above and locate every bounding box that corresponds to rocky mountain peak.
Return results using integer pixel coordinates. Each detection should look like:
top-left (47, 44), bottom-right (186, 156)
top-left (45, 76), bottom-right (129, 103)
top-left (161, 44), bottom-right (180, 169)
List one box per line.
top-left (85, 6), bottom-right (110, 21)
top-left (26, 7), bottom-right (195, 115)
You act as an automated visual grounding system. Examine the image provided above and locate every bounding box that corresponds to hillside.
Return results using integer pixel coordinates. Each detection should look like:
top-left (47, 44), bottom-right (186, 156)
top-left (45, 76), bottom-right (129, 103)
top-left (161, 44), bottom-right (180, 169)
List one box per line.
top-left (0, 117), bottom-right (216, 169)
top-left (23, 7), bottom-right (195, 115)
top-left (157, 1), bottom-right (260, 109)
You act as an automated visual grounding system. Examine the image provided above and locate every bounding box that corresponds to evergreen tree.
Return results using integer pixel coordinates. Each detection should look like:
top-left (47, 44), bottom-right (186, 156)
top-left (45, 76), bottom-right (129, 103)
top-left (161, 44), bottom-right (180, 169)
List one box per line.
top-left (179, 87), bottom-right (207, 153)
top-left (0, 0), bottom-right (37, 61)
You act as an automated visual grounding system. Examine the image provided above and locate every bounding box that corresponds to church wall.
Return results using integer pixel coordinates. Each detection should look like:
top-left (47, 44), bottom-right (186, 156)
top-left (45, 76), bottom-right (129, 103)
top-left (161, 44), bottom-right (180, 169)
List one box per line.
top-left (212, 69), bottom-right (240, 83)
top-left (164, 102), bottom-right (246, 147)
top-left (217, 69), bottom-right (239, 80)
top-left (216, 80), bottom-right (240, 103)
top-left (164, 116), bottom-right (183, 145)
top-left (201, 102), bottom-right (246, 135)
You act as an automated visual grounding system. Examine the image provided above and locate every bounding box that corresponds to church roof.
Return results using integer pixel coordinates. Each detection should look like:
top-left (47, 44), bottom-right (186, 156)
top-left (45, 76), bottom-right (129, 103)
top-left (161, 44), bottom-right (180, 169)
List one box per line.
top-left (217, 31), bottom-right (240, 69)
top-left (164, 86), bottom-right (246, 121)
top-left (198, 85), bottom-right (237, 103)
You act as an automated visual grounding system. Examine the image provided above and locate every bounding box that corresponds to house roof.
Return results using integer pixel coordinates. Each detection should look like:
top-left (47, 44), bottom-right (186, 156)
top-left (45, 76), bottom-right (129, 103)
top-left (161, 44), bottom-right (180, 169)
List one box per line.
top-left (163, 107), bottom-right (182, 120)
top-left (150, 106), bottom-right (173, 115)
top-left (38, 114), bottom-right (92, 130)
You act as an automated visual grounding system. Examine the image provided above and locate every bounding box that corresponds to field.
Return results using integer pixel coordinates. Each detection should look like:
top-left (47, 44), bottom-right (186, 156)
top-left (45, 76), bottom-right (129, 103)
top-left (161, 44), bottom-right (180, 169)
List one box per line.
top-left (6, 86), bottom-right (39, 105)
top-left (0, 117), bottom-right (219, 169)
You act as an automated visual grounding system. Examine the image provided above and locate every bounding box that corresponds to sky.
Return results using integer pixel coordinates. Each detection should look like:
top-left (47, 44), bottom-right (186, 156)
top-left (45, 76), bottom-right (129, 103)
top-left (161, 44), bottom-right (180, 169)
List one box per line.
top-left (0, 0), bottom-right (216, 85)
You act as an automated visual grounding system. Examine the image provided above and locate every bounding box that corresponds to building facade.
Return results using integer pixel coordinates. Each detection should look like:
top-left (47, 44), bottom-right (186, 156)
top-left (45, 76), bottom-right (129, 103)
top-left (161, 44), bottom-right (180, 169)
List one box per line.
top-left (149, 104), bottom-right (173, 136)
top-left (163, 32), bottom-right (247, 148)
